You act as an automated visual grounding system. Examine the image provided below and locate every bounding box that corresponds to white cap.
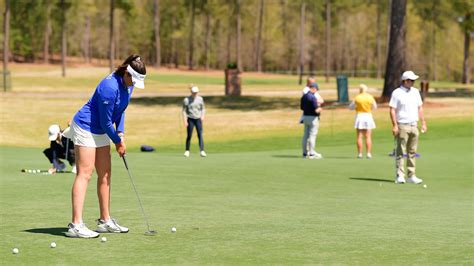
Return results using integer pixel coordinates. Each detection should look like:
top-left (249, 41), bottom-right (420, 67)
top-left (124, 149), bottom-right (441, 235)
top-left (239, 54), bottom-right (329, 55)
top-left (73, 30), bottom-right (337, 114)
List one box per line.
top-left (191, 86), bottom-right (199, 93)
top-left (126, 65), bottom-right (146, 89)
top-left (401, 71), bottom-right (419, 81)
top-left (48, 125), bottom-right (60, 141)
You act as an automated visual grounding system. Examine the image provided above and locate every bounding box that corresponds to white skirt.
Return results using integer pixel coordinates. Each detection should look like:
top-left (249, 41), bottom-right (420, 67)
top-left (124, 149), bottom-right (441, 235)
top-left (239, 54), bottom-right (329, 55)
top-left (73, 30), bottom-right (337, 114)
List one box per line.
top-left (354, 113), bottom-right (376, 130)
top-left (69, 120), bottom-right (111, 148)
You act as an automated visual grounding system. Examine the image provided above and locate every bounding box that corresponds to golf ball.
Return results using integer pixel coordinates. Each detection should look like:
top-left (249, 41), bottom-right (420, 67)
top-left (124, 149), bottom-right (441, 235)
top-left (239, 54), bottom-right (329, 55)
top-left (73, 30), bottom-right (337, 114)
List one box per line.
top-left (101, 237), bottom-right (107, 242)
top-left (12, 248), bottom-right (19, 254)
top-left (27, 170), bottom-right (32, 173)
top-left (423, 184), bottom-right (427, 188)
top-left (50, 242), bottom-right (56, 248)
top-left (171, 227), bottom-right (177, 233)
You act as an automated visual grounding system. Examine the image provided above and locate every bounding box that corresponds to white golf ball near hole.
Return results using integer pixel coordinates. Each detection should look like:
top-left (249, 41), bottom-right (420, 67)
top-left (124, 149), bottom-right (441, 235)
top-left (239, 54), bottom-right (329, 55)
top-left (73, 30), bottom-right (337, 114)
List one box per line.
top-left (12, 248), bottom-right (19, 254)
top-left (171, 227), bottom-right (177, 233)
top-left (50, 242), bottom-right (56, 248)
top-left (423, 184), bottom-right (427, 188)
top-left (101, 237), bottom-right (107, 242)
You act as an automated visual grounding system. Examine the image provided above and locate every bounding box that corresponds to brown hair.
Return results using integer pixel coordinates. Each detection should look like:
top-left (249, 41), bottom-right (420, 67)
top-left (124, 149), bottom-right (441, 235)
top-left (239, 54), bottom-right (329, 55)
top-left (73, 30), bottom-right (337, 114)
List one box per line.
top-left (115, 54), bottom-right (147, 77)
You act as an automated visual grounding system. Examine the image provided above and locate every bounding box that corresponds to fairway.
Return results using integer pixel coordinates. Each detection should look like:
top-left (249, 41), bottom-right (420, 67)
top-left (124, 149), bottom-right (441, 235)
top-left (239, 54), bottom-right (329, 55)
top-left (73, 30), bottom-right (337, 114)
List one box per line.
top-left (1, 135), bottom-right (472, 264)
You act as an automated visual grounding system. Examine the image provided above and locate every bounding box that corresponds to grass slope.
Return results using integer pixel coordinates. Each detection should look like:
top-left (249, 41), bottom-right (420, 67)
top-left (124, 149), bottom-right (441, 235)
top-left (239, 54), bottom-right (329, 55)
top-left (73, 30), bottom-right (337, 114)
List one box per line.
top-left (0, 134), bottom-right (472, 264)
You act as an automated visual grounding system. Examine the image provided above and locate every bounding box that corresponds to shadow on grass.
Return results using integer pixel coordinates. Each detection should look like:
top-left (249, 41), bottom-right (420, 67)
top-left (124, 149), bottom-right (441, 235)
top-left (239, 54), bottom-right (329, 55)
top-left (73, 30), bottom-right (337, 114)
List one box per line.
top-left (272, 155), bottom-right (302, 159)
top-left (349, 177), bottom-right (393, 183)
top-left (24, 227), bottom-right (67, 236)
top-left (132, 96), bottom-right (298, 111)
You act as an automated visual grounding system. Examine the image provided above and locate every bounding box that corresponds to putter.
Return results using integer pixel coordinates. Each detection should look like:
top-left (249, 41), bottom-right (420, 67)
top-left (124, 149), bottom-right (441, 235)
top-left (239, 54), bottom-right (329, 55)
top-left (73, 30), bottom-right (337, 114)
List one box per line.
top-left (122, 155), bottom-right (157, 236)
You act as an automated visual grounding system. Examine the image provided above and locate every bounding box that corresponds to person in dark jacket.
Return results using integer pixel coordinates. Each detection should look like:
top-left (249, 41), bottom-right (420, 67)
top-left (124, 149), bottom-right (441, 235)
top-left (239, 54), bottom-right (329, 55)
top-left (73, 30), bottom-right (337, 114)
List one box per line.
top-left (300, 83), bottom-right (323, 159)
top-left (43, 124), bottom-right (75, 174)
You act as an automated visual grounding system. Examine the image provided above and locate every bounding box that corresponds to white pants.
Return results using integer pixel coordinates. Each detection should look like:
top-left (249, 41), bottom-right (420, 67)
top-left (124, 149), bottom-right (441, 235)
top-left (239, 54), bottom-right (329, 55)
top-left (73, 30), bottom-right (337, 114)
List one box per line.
top-left (302, 116), bottom-right (320, 155)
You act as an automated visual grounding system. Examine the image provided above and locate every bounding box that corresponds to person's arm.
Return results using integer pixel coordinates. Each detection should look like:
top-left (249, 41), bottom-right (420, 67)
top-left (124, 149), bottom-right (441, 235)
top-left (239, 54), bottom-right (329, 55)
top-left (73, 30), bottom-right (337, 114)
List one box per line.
top-left (419, 105), bottom-right (427, 133)
top-left (390, 107), bottom-right (398, 136)
top-left (116, 112), bottom-right (125, 138)
top-left (182, 98), bottom-right (188, 127)
top-left (201, 98), bottom-right (205, 121)
top-left (348, 101), bottom-right (356, 110)
top-left (314, 97), bottom-right (322, 114)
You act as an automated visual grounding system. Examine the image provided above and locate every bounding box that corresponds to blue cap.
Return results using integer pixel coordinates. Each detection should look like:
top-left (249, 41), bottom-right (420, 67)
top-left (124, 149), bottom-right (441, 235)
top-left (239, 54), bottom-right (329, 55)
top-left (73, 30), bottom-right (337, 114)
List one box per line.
top-left (309, 82), bottom-right (319, 89)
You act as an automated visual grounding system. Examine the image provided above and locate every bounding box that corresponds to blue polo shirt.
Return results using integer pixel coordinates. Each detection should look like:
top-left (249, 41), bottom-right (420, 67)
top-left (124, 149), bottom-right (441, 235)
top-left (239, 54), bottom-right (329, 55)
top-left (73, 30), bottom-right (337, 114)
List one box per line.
top-left (300, 92), bottom-right (319, 116)
top-left (73, 73), bottom-right (133, 144)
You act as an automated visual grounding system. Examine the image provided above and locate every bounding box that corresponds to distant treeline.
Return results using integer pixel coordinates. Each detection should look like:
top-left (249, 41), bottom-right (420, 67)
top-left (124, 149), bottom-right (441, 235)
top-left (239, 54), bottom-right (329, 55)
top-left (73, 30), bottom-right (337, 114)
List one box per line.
top-left (1, 0), bottom-right (472, 83)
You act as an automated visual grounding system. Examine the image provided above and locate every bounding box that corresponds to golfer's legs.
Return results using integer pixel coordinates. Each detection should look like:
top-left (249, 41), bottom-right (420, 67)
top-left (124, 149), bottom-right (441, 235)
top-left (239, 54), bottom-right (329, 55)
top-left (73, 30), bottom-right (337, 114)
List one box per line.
top-left (196, 118), bottom-right (204, 151)
top-left (43, 148), bottom-right (54, 163)
top-left (396, 125), bottom-right (409, 177)
top-left (356, 130), bottom-right (364, 154)
top-left (186, 118), bottom-right (195, 150)
top-left (365, 129), bottom-right (372, 154)
top-left (308, 118), bottom-right (319, 155)
top-left (71, 146), bottom-right (96, 224)
top-left (302, 117), bottom-right (310, 155)
top-left (406, 126), bottom-right (419, 177)
top-left (95, 146), bottom-right (112, 221)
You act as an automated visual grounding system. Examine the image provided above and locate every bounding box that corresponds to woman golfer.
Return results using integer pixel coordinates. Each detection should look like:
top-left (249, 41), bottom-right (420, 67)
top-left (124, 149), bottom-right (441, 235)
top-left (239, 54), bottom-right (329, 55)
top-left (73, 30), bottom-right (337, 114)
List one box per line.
top-left (349, 84), bottom-right (377, 159)
top-left (66, 55), bottom-right (146, 238)
top-left (182, 85), bottom-right (206, 157)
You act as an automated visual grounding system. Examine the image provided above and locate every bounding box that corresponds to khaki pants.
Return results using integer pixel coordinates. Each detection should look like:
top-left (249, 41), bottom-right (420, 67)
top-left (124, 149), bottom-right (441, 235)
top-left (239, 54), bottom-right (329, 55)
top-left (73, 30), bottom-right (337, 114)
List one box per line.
top-left (396, 124), bottom-right (419, 178)
top-left (302, 116), bottom-right (320, 155)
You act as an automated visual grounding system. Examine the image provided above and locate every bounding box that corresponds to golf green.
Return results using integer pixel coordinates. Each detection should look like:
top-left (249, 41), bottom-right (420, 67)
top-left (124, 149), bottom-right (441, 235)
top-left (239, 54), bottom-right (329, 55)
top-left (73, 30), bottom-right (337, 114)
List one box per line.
top-left (0, 135), bottom-right (472, 264)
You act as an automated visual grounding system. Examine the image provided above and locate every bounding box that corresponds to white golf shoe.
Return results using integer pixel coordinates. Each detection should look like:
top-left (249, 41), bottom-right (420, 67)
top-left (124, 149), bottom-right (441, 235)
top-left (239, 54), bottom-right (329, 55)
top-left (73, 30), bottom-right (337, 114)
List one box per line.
top-left (308, 153), bottom-right (322, 159)
top-left (96, 218), bottom-right (129, 233)
top-left (395, 176), bottom-right (406, 184)
top-left (65, 223), bottom-right (100, 238)
top-left (366, 153), bottom-right (372, 159)
top-left (407, 176), bottom-right (423, 184)
top-left (200, 151), bottom-right (207, 157)
top-left (184, 150), bottom-right (190, 157)
top-left (357, 153), bottom-right (363, 159)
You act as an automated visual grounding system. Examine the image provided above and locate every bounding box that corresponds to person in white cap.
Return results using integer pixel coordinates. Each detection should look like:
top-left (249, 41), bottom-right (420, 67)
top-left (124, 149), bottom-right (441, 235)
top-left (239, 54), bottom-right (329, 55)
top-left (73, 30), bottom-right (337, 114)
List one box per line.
top-left (182, 84), bottom-right (206, 157)
top-left (349, 84), bottom-right (377, 159)
top-left (66, 55), bottom-right (146, 238)
top-left (43, 124), bottom-right (75, 173)
top-left (389, 70), bottom-right (427, 184)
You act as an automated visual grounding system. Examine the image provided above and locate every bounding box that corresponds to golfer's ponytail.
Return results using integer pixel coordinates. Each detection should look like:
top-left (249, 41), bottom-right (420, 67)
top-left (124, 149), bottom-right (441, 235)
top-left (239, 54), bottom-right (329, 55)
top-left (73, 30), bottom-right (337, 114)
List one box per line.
top-left (115, 54), bottom-right (147, 77)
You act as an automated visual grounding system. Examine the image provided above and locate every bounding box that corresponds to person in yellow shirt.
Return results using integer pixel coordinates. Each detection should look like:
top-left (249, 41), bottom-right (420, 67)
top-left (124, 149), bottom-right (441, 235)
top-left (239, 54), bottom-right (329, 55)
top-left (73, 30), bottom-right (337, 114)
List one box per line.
top-left (349, 84), bottom-right (377, 158)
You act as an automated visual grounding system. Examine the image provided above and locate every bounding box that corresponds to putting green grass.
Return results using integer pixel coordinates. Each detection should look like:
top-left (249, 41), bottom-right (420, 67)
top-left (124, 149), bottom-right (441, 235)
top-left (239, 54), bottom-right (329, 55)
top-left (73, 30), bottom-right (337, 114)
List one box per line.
top-left (1, 131), bottom-right (472, 264)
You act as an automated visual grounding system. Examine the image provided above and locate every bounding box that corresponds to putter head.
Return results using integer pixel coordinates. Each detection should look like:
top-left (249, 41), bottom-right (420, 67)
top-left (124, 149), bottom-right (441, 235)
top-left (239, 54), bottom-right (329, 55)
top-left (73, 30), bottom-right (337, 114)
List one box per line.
top-left (145, 230), bottom-right (157, 236)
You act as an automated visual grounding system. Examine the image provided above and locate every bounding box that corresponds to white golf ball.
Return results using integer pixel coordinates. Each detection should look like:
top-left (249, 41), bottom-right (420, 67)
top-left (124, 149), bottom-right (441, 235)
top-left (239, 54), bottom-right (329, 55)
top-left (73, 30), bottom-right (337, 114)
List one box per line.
top-left (171, 227), bottom-right (177, 233)
top-left (27, 170), bottom-right (32, 173)
top-left (101, 237), bottom-right (107, 242)
top-left (423, 184), bottom-right (427, 188)
top-left (37, 169), bottom-right (41, 172)
top-left (50, 242), bottom-right (56, 248)
top-left (12, 248), bottom-right (19, 254)
top-left (33, 170), bottom-right (37, 174)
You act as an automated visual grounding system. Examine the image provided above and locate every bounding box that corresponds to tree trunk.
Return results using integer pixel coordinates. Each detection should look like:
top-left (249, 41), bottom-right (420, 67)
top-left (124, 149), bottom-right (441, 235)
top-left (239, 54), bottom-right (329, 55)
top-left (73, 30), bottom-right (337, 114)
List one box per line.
top-left (214, 19), bottom-right (221, 69)
top-left (61, 0), bottom-right (67, 77)
top-left (382, 0), bottom-right (406, 101)
top-left (109, 0), bottom-right (115, 72)
top-left (376, 0), bottom-right (382, 79)
top-left (280, 0), bottom-right (292, 71)
top-left (255, 0), bottom-right (264, 72)
top-left (3, 0), bottom-right (10, 91)
top-left (462, 15), bottom-right (470, 84)
top-left (298, 0), bottom-right (305, 85)
top-left (325, 0), bottom-right (331, 82)
top-left (43, 0), bottom-right (51, 64)
top-left (154, 0), bottom-right (161, 68)
top-left (236, 0), bottom-right (242, 71)
top-left (226, 4), bottom-right (232, 66)
top-left (204, 10), bottom-right (211, 71)
top-left (83, 15), bottom-right (91, 63)
top-left (309, 8), bottom-right (317, 76)
top-left (188, 0), bottom-right (195, 70)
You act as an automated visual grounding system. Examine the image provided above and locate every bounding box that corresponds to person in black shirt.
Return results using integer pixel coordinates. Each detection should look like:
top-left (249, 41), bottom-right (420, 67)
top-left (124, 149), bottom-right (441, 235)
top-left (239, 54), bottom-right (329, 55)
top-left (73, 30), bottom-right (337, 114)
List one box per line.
top-left (43, 124), bottom-right (75, 173)
top-left (300, 83), bottom-right (323, 159)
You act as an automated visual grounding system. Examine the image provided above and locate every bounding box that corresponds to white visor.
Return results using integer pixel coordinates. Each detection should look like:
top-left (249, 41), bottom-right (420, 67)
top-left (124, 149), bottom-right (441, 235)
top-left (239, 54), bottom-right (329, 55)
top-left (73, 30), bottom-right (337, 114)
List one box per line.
top-left (127, 65), bottom-right (146, 89)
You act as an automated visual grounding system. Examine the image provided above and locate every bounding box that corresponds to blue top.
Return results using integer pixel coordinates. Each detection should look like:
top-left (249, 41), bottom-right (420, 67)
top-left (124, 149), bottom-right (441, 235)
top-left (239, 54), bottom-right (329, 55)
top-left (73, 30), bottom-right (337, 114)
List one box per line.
top-left (300, 92), bottom-right (319, 116)
top-left (73, 73), bottom-right (133, 144)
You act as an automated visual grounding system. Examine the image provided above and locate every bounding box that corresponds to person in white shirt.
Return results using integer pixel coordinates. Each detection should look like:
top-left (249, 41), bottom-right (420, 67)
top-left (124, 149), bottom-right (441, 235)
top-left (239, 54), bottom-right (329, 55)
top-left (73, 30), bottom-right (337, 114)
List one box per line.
top-left (389, 71), bottom-right (427, 184)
